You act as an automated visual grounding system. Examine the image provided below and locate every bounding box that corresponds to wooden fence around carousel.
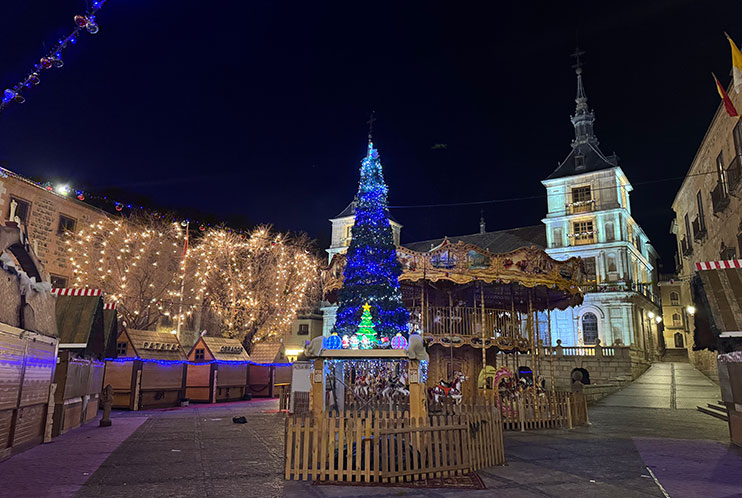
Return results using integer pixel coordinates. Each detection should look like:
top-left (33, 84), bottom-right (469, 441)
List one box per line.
top-left (285, 406), bottom-right (505, 482)
top-left (498, 391), bottom-right (588, 431)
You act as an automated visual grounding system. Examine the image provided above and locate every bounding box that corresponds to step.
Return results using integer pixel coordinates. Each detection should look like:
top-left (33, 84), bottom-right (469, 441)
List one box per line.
top-left (706, 403), bottom-right (727, 413)
top-left (697, 405), bottom-right (729, 422)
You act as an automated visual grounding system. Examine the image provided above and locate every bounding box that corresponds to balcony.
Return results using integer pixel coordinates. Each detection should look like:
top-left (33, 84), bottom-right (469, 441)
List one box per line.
top-left (692, 216), bottom-right (707, 241)
top-left (711, 182), bottom-right (730, 213)
top-left (411, 306), bottom-right (525, 340)
top-left (681, 236), bottom-right (693, 257)
top-left (567, 199), bottom-right (595, 214)
top-left (728, 155), bottom-right (742, 191)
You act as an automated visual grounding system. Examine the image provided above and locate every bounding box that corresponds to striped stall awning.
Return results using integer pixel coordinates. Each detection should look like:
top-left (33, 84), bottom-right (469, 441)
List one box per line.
top-left (51, 288), bottom-right (102, 296)
top-left (694, 260), bottom-right (742, 338)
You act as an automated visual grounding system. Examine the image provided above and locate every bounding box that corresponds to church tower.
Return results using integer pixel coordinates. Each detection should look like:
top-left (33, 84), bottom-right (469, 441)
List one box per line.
top-left (541, 53), bottom-right (661, 353)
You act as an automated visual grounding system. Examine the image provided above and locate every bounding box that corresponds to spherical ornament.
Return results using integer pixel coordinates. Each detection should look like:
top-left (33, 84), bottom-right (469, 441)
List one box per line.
top-left (2, 89), bottom-right (23, 104)
top-left (74, 15), bottom-right (88, 27)
top-left (199, 225), bottom-right (206, 231)
top-left (115, 203), bottom-right (123, 212)
top-left (51, 56), bottom-right (64, 69)
top-left (85, 21), bottom-right (99, 34)
top-left (349, 335), bottom-right (360, 349)
top-left (323, 333), bottom-right (342, 350)
top-left (77, 193), bottom-right (85, 201)
top-left (391, 333), bottom-right (408, 350)
top-left (40, 57), bottom-right (53, 69)
top-left (25, 73), bottom-right (40, 87)
top-left (180, 220), bottom-right (188, 227)
top-left (44, 184), bottom-right (53, 191)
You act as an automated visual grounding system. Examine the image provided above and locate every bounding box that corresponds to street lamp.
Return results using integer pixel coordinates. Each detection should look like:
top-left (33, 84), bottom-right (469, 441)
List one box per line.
top-left (686, 305), bottom-right (696, 316)
top-left (648, 311), bottom-right (655, 319)
top-left (655, 316), bottom-right (662, 324)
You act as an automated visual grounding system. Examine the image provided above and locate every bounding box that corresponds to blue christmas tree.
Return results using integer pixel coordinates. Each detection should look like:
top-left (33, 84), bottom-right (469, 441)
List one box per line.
top-left (332, 141), bottom-right (409, 340)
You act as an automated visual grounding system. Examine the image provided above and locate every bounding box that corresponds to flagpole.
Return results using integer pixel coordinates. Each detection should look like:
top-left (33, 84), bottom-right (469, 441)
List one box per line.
top-left (176, 221), bottom-right (189, 343)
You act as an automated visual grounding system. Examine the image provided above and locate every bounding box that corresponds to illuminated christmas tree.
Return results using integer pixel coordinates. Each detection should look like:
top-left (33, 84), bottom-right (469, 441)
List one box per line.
top-left (357, 303), bottom-right (378, 348)
top-left (332, 141), bottom-right (409, 340)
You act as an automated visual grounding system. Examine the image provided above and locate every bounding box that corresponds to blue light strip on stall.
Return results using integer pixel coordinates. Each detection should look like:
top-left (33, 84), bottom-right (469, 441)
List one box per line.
top-left (104, 357), bottom-right (293, 368)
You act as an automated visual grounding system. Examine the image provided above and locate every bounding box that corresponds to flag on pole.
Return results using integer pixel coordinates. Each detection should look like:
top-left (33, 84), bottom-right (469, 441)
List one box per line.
top-left (726, 33), bottom-right (742, 94)
top-left (714, 72), bottom-right (739, 117)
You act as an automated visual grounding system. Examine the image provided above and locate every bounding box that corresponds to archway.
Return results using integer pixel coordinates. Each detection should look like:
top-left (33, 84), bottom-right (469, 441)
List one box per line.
top-left (571, 367), bottom-right (591, 385)
top-left (674, 332), bottom-right (684, 348)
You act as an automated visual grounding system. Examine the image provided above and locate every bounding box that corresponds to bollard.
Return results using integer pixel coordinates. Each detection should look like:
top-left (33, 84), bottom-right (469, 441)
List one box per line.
top-left (100, 384), bottom-right (113, 427)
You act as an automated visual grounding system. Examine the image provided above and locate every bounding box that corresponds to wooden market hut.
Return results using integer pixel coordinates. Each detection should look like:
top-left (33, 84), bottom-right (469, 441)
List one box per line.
top-left (104, 329), bottom-right (186, 410)
top-left (247, 342), bottom-right (290, 397)
top-left (51, 289), bottom-right (108, 436)
top-left (102, 303), bottom-right (119, 359)
top-left (186, 336), bottom-right (251, 403)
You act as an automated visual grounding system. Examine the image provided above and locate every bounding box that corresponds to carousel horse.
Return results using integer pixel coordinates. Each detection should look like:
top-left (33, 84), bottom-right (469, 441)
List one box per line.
top-left (353, 374), bottom-right (371, 399)
top-left (493, 367), bottom-right (519, 418)
top-left (428, 371), bottom-right (468, 405)
top-left (381, 371), bottom-right (409, 403)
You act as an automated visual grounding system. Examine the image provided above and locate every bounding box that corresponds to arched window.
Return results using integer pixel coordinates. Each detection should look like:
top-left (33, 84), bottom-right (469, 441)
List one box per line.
top-left (672, 313), bottom-right (682, 327)
top-left (670, 292), bottom-right (680, 305)
top-left (582, 312), bottom-right (599, 345)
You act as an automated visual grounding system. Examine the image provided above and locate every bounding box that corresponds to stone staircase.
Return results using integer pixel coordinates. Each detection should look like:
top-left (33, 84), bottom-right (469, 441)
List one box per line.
top-left (661, 348), bottom-right (688, 362)
top-left (697, 400), bottom-right (729, 421)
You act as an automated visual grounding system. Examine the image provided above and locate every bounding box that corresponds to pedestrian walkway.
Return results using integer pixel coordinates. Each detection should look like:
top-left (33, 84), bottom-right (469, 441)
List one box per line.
top-left (597, 361), bottom-right (720, 409)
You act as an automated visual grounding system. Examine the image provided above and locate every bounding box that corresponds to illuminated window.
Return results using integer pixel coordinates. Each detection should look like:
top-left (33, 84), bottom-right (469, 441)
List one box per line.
top-left (572, 220), bottom-right (594, 244)
top-left (195, 348), bottom-right (205, 360)
top-left (116, 342), bottom-right (128, 356)
top-left (582, 313), bottom-right (598, 345)
top-left (672, 313), bottom-right (682, 327)
top-left (58, 214), bottom-right (76, 235)
top-left (670, 292), bottom-right (679, 306)
top-left (50, 275), bottom-right (68, 288)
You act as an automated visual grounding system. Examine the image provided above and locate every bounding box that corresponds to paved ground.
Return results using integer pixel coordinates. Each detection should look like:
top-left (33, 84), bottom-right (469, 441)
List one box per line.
top-left (0, 362), bottom-right (739, 498)
top-left (598, 361), bottom-right (721, 410)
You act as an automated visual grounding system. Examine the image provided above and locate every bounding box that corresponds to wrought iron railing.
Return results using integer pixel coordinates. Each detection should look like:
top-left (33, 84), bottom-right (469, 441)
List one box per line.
top-left (410, 306), bottom-right (524, 338)
top-left (711, 182), bottom-right (730, 213)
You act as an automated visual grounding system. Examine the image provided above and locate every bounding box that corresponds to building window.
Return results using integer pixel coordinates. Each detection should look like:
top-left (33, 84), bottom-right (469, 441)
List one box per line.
top-left (9, 197), bottom-right (30, 224)
top-left (735, 121), bottom-right (742, 157)
top-left (604, 222), bottom-right (615, 242)
top-left (670, 291), bottom-right (679, 305)
top-left (717, 151), bottom-right (729, 196)
top-left (575, 155), bottom-right (585, 170)
top-left (298, 324), bottom-right (309, 335)
top-left (696, 190), bottom-right (705, 231)
top-left (116, 342), bottom-right (128, 356)
top-left (571, 186), bottom-right (592, 213)
top-left (583, 257), bottom-right (597, 283)
top-left (195, 348), bottom-right (205, 360)
top-left (684, 214), bottom-right (692, 248)
top-left (738, 231), bottom-right (742, 258)
top-left (572, 220), bottom-right (594, 244)
top-left (672, 313), bottom-right (682, 327)
top-left (50, 275), bottom-right (67, 288)
top-left (582, 312), bottom-right (599, 345)
top-left (58, 214), bottom-right (76, 235)
top-left (344, 225), bottom-right (353, 246)
top-left (607, 254), bottom-right (617, 273)
top-left (551, 227), bottom-right (562, 248)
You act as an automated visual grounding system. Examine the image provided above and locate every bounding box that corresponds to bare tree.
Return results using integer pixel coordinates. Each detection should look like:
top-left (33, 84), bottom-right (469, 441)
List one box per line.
top-left (188, 226), bottom-right (319, 346)
top-left (68, 213), bottom-right (185, 330)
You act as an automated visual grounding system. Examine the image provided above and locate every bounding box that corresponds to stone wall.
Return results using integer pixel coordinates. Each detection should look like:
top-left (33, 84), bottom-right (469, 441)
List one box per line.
top-left (0, 172), bottom-right (107, 286)
top-left (688, 348), bottom-right (719, 383)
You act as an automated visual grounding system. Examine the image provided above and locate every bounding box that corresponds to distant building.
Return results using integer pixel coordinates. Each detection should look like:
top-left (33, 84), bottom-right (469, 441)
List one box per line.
top-left (0, 166), bottom-right (107, 287)
top-left (284, 309), bottom-right (323, 361)
top-left (657, 275), bottom-right (690, 351)
top-left (326, 197), bottom-right (402, 263)
top-left (670, 79), bottom-right (742, 380)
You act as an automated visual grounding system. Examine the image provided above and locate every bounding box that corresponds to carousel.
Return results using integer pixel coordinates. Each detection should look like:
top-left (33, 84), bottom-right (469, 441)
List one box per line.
top-left (322, 239), bottom-right (587, 416)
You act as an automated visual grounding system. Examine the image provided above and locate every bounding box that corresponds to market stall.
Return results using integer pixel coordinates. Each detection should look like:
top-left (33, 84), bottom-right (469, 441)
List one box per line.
top-left (186, 336), bottom-right (251, 403)
top-left (247, 343), bottom-right (290, 397)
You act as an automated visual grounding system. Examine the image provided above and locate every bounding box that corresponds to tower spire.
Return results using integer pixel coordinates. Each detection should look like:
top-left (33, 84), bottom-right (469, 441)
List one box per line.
top-left (569, 48), bottom-right (598, 148)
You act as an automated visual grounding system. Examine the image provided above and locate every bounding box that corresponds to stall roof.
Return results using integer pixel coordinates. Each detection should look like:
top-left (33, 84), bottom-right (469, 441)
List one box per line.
top-left (693, 261), bottom-right (742, 349)
top-left (121, 328), bottom-right (186, 361)
top-left (250, 343), bottom-right (286, 364)
top-left (198, 337), bottom-right (251, 362)
top-left (53, 291), bottom-right (105, 356)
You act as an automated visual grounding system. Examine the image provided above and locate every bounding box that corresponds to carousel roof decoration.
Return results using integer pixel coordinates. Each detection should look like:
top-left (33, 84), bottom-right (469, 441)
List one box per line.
top-left (324, 240), bottom-right (586, 312)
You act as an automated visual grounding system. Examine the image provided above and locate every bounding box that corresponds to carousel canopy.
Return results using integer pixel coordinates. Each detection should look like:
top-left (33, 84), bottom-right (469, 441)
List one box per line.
top-left (324, 239), bottom-right (585, 312)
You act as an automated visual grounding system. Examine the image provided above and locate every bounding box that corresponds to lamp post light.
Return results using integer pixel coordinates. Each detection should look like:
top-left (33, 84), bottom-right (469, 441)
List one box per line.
top-left (686, 305), bottom-right (696, 316)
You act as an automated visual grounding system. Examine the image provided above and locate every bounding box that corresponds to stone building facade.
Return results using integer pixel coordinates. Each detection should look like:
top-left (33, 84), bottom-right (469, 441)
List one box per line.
top-left (657, 276), bottom-right (691, 351)
top-left (541, 65), bottom-right (661, 352)
top-left (670, 80), bottom-right (742, 380)
top-left (0, 167), bottom-right (107, 287)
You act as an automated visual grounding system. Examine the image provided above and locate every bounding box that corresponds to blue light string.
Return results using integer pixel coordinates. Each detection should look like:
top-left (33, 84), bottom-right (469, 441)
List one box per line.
top-left (105, 356), bottom-right (293, 368)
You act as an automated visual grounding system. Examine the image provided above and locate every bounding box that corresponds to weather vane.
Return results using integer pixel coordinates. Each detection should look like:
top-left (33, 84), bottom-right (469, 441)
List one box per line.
top-left (571, 46), bottom-right (586, 73)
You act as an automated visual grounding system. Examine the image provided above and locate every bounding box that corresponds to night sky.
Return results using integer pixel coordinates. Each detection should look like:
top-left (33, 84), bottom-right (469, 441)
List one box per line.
top-left (1, 1), bottom-right (741, 271)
